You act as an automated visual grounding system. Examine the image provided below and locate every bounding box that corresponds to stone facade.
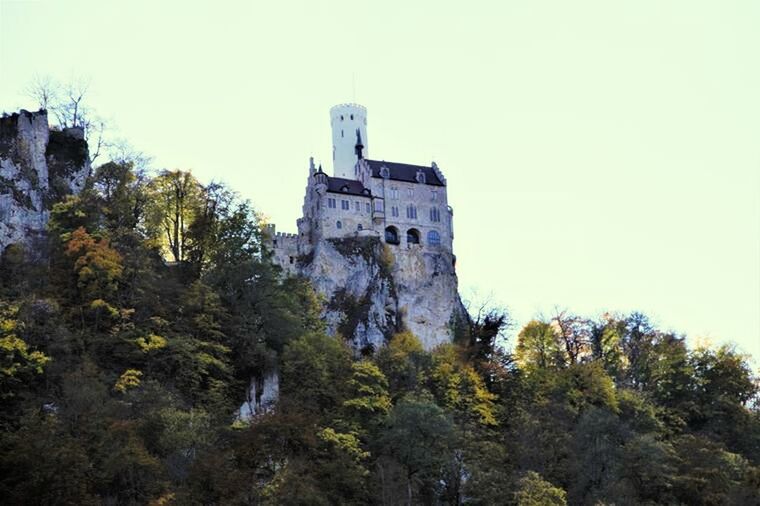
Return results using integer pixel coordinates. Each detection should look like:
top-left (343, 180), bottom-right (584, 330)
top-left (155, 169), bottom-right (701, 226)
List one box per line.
top-left (0, 109), bottom-right (90, 256)
top-left (267, 104), bottom-right (465, 350)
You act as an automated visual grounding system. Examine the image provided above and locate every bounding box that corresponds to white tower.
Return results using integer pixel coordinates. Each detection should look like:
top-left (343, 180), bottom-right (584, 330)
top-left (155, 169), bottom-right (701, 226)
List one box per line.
top-left (330, 103), bottom-right (367, 179)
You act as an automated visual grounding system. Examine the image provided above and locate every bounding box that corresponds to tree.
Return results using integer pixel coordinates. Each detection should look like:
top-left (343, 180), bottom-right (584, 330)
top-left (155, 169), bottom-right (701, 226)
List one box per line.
top-left (515, 320), bottom-right (567, 373)
top-left (377, 394), bottom-right (455, 505)
top-left (280, 332), bottom-right (352, 416)
top-left (25, 75), bottom-right (106, 163)
top-left (514, 471), bottom-right (567, 506)
top-left (145, 170), bottom-right (203, 263)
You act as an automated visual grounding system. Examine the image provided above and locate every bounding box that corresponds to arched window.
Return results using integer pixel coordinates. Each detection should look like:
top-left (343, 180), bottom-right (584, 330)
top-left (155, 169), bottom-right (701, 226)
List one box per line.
top-left (336, 221), bottom-right (342, 229)
top-left (350, 114), bottom-right (354, 120)
top-left (427, 230), bottom-right (441, 246)
top-left (380, 166), bottom-right (390, 179)
top-left (385, 226), bottom-right (400, 245)
top-left (416, 170), bottom-right (426, 184)
top-left (357, 224), bottom-right (363, 231)
top-left (407, 228), bottom-right (420, 245)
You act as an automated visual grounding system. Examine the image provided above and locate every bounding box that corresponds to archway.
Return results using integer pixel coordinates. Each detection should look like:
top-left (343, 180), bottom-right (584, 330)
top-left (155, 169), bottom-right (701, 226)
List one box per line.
top-left (385, 226), bottom-right (400, 245)
top-left (407, 228), bottom-right (420, 245)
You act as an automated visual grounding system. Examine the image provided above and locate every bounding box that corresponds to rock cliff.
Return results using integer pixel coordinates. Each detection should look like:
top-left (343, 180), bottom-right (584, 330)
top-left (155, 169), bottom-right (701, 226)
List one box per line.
top-left (0, 109), bottom-right (90, 255)
top-left (300, 236), bottom-right (467, 351)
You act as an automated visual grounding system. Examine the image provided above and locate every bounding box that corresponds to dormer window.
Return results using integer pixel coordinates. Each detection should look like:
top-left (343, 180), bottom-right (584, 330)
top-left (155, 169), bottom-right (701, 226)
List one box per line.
top-left (380, 166), bottom-right (390, 179)
top-left (416, 170), bottom-right (426, 184)
top-left (341, 185), bottom-right (349, 192)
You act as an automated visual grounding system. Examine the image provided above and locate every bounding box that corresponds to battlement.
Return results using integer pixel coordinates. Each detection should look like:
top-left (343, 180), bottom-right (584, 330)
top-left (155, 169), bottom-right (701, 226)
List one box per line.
top-left (274, 232), bottom-right (298, 240)
top-left (330, 103), bottom-right (367, 113)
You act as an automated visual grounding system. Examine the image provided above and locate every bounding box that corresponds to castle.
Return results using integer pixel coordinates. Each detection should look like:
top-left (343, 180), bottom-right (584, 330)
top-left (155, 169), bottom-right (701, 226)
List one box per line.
top-left (266, 104), bottom-right (464, 351)
top-left (268, 104), bottom-right (455, 273)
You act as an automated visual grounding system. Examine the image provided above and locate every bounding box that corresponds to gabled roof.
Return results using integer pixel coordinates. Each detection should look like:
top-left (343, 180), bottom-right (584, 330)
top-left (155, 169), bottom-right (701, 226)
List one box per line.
top-left (364, 159), bottom-right (445, 186)
top-left (326, 176), bottom-right (371, 197)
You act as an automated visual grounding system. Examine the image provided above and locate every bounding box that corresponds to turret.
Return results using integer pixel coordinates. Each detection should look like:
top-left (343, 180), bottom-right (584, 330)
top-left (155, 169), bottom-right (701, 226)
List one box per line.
top-left (330, 103), bottom-right (367, 179)
top-left (313, 163), bottom-right (328, 194)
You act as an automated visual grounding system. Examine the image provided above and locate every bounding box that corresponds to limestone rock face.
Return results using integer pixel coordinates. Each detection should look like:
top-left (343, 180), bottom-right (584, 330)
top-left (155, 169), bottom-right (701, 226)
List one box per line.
top-left (0, 109), bottom-right (89, 255)
top-left (238, 368), bottom-right (280, 420)
top-left (300, 236), bottom-right (466, 350)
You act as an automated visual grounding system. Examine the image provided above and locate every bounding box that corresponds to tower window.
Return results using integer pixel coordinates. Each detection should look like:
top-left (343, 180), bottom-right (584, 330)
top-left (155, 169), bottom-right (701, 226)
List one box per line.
top-left (406, 205), bottom-right (417, 220)
top-left (350, 114), bottom-right (354, 120)
top-left (431, 190), bottom-right (438, 202)
top-left (430, 207), bottom-right (441, 222)
top-left (427, 230), bottom-right (441, 246)
top-left (391, 206), bottom-right (399, 217)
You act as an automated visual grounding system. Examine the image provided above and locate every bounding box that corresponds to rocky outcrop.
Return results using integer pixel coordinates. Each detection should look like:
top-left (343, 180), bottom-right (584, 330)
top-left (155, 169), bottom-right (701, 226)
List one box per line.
top-left (239, 368), bottom-right (280, 420)
top-left (0, 109), bottom-right (89, 256)
top-left (300, 236), bottom-right (467, 351)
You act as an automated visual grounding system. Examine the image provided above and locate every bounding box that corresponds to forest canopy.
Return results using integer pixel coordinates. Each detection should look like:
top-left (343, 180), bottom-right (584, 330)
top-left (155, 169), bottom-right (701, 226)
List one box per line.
top-left (0, 160), bottom-right (758, 505)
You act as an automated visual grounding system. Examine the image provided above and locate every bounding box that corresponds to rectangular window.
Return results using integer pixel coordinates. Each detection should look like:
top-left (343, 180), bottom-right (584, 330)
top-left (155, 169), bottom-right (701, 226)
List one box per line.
top-left (390, 188), bottom-right (399, 200)
top-left (365, 203), bottom-right (371, 213)
top-left (328, 198), bottom-right (336, 209)
top-left (406, 205), bottom-right (417, 219)
top-left (431, 190), bottom-right (438, 202)
top-left (375, 200), bottom-right (384, 212)
top-left (355, 201), bottom-right (361, 212)
top-left (407, 189), bottom-right (414, 198)
top-left (430, 207), bottom-right (440, 222)
top-left (391, 206), bottom-right (399, 217)
top-left (341, 200), bottom-right (349, 210)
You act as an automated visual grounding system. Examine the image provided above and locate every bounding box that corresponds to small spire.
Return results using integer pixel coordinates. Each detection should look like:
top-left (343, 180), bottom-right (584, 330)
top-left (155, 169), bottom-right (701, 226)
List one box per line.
top-left (354, 128), bottom-right (364, 160)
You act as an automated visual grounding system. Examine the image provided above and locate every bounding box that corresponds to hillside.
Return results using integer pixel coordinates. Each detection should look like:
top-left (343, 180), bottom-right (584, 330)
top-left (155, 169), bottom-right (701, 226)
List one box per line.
top-left (1, 141), bottom-right (759, 505)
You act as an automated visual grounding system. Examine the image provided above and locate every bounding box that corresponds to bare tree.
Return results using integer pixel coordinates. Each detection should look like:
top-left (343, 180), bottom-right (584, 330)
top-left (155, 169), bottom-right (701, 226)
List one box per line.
top-left (24, 75), bottom-right (107, 164)
top-left (25, 74), bottom-right (60, 110)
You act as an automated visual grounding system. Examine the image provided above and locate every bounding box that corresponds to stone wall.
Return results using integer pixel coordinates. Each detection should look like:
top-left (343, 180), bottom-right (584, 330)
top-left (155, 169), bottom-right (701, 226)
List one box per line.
top-left (0, 109), bottom-right (90, 256)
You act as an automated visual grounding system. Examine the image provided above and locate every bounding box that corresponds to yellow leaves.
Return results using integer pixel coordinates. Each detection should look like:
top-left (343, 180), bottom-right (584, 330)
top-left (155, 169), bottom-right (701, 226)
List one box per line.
top-left (430, 343), bottom-right (499, 427)
top-left (148, 493), bottom-right (176, 506)
top-left (0, 303), bottom-right (50, 393)
top-left (89, 299), bottom-right (119, 318)
top-left (114, 369), bottom-right (143, 393)
top-left (136, 333), bottom-right (168, 353)
top-left (0, 334), bottom-right (51, 377)
top-left (318, 427), bottom-right (370, 462)
top-left (343, 360), bottom-right (391, 417)
top-left (64, 227), bottom-right (124, 300)
top-left (388, 331), bottom-right (424, 358)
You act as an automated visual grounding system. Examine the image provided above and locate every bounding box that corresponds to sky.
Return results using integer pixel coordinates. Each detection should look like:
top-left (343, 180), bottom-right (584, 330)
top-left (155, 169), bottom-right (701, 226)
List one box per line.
top-left (1, 0), bottom-right (758, 362)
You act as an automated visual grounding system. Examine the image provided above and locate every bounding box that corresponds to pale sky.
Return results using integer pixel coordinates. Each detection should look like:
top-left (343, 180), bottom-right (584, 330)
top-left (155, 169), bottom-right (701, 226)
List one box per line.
top-left (1, 0), bottom-right (758, 362)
